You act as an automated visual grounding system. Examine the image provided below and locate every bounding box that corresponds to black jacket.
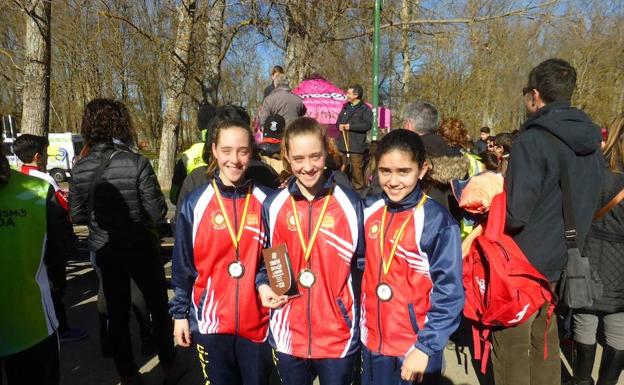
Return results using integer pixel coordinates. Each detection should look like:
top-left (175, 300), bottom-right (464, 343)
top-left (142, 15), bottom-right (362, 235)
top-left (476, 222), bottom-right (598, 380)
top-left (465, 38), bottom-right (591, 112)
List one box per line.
top-left (336, 101), bottom-right (373, 154)
top-left (69, 142), bottom-right (167, 252)
top-left (582, 169), bottom-right (624, 313)
top-left (263, 82), bottom-right (275, 99)
top-left (505, 101), bottom-right (605, 281)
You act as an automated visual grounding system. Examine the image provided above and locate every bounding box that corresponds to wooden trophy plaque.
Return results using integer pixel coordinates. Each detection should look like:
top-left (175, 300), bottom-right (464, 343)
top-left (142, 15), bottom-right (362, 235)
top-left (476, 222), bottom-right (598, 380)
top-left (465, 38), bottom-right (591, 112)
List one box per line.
top-left (262, 244), bottom-right (299, 297)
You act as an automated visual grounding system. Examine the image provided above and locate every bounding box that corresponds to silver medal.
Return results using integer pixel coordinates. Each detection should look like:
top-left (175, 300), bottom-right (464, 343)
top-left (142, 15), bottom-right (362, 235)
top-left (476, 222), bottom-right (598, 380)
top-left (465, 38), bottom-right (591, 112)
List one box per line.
top-left (298, 269), bottom-right (316, 288)
top-left (228, 261), bottom-right (245, 279)
top-left (376, 283), bottom-right (393, 301)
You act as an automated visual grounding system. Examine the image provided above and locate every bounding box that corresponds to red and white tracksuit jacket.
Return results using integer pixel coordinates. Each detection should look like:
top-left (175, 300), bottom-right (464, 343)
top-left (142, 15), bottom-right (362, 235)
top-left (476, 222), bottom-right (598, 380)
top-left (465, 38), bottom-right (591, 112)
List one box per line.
top-left (170, 176), bottom-right (270, 343)
top-left (361, 186), bottom-right (464, 358)
top-left (20, 165), bottom-right (69, 211)
top-left (258, 173), bottom-right (364, 359)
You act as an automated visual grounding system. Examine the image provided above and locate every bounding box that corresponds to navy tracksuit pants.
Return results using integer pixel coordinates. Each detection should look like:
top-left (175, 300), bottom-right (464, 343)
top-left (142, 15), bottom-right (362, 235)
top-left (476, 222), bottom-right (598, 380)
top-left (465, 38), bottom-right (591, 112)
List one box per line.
top-left (361, 346), bottom-right (442, 385)
top-left (194, 334), bottom-right (272, 385)
top-left (274, 351), bottom-right (357, 385)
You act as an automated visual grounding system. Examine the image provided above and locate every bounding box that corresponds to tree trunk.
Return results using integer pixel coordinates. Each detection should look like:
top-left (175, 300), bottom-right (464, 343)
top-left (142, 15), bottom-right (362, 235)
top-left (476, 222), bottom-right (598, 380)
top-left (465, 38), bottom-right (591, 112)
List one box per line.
top-left (21, 0), bottom-right (51, 136)
top-left (157, 0), bottom-right (197, 190)
top-left (284, 1), bottom-right (310, 85)
top-left (401, 0), bottom-right (415, 98)
top-left (202, 0), bottom-right (225, 104)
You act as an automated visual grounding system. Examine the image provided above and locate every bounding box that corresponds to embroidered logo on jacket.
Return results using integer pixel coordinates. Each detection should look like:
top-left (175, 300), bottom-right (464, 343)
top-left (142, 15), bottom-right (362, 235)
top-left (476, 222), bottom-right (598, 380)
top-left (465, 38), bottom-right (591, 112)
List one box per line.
top-left (246, 212), bottom-right (259, 226)
top-left (211, 210), bottom-right (226, 230)
top-left (368, 220), bottom-right (381, 239)
top-left (321, 214), bottom-right (334, 229)
top-left (286, 210), bottom-right (299, 231)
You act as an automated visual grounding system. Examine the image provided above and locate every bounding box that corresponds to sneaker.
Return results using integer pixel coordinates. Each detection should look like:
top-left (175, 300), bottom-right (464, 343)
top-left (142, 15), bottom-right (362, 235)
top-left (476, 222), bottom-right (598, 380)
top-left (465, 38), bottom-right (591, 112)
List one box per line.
top-left (59, 327), bottom-right (89, 343)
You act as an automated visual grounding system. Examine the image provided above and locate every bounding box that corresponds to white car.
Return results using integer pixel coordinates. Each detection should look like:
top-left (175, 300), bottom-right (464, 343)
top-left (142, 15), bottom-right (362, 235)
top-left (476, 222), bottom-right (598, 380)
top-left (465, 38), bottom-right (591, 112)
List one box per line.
top-left (2, 132), bottom-right (84, 182)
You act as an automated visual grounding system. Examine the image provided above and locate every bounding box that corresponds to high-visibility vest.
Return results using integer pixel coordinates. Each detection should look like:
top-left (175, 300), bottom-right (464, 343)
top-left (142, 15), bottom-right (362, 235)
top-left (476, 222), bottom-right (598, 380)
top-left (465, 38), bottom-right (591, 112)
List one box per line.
top-left (182, 142), bottom-right (207, 174)
top-left (0, 171), bottom-right (58, 356)
top-left (181, 129), bottom-right (208, 174)
top-left (464, 152), bottom-right (484, 177)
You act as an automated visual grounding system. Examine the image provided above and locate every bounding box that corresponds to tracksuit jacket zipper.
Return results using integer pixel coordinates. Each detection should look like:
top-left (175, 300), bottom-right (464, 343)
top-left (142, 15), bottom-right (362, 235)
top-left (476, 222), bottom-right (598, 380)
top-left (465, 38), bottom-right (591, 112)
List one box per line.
top-left (307, 200), bottom-right (313, 358)
top-left (232, 188), bottom-right (240, 336)
top-left (377, 211), bottom-right (395, 353)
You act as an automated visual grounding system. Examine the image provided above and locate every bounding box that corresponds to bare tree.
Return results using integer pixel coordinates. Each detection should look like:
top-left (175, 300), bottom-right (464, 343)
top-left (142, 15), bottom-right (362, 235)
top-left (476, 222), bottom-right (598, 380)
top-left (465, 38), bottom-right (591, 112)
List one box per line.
top-left (400, 0), bottom-right (415, 97)
top-left (157, 0), bottom-right (197, 190)
top-left (20, 0), bottom-right (51, 136)
top-left (201, 0), bottom-right (225, 104)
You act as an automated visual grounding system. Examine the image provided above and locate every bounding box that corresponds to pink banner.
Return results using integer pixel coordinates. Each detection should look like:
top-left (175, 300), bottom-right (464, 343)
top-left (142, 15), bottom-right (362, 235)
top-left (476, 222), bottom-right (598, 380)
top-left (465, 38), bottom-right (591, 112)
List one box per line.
top-left (292, 77), bottom-right (392, 138)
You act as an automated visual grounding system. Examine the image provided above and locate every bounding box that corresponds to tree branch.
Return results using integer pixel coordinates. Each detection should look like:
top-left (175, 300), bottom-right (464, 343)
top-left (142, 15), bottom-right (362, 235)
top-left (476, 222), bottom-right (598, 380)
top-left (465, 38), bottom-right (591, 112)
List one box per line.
top-left (327, 0), bottom-right (559, 43)
top-left (98, 10), bottom-right (157, 44)
top-left (0, 47), bottom-right (22, 72)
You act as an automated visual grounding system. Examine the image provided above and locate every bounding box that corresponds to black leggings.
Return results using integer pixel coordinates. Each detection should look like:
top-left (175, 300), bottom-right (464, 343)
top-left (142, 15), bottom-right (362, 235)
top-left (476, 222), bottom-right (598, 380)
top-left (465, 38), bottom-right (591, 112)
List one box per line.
top-left (97, 274), bottom-right (152, 341)
top-left (95, 244), bottom-right (175, 377)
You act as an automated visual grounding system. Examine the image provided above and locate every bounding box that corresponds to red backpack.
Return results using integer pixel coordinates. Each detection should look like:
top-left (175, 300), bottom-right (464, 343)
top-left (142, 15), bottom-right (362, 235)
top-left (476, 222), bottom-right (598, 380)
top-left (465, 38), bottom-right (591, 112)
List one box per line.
top-left (463, 192), bottom-right (554, 373)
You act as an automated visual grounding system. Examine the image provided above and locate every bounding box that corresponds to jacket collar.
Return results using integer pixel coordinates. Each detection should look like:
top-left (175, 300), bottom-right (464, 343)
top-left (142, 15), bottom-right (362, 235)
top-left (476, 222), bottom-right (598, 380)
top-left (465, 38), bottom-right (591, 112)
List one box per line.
top-left (287, 170), bottom-right (336, 200)
top-left (212, 169), bottom-right (252, 198)
top-left (522, 100), bottom-right (571, 130)
top-left (275, 85), bottom-right (292, 92)
top-left (343, 100), bottom-right (364, 109)
top-left (20, 164), bottom-right (38, 174)
top-left (91, 142), bottom-right (114, 152)
top-left (382, 184), bottom-right (425, 213)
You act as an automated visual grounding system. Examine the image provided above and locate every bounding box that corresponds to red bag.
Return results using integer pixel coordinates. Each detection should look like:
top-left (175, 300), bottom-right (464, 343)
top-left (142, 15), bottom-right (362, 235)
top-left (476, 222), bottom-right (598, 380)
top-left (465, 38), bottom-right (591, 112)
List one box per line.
top-left (463, 192), bottom-right (554, 373)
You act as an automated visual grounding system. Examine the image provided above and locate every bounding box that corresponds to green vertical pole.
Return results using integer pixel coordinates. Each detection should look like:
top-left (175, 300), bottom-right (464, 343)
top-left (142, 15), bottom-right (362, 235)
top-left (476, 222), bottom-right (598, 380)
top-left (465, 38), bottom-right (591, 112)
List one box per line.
top-left (370, 0), bottom-right (382, 141)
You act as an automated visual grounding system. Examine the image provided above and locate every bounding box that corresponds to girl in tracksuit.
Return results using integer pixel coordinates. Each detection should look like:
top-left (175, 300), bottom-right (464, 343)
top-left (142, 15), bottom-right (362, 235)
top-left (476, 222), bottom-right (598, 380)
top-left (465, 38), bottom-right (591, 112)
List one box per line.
top-left (257, 117), bottom-right (363, 385)
top-left (360, 129), bottom-right (464, 385)
top-left (170, 119), bottom-right (272, 385)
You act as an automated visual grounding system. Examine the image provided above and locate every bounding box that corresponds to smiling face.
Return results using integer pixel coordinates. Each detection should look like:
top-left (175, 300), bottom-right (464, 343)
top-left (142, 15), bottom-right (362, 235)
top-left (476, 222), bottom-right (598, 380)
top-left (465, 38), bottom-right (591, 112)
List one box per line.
top-left (377, 149), bottom-right (427, 202)
top-left (211, 126), bottom-right (251, 186)
top-left (285, 132), bottom-right (327, 193)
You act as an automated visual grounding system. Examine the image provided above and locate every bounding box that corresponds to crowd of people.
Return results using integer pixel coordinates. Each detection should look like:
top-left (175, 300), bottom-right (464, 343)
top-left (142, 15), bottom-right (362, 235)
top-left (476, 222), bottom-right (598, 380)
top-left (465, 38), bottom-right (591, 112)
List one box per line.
top-left (0, 58), bottom-right (623, 385)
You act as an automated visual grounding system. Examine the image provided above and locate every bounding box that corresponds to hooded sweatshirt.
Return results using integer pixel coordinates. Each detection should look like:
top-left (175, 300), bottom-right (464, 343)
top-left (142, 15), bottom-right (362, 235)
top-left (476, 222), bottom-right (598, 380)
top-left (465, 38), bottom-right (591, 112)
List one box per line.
top-left (505, 101), bottom-right (605, 281)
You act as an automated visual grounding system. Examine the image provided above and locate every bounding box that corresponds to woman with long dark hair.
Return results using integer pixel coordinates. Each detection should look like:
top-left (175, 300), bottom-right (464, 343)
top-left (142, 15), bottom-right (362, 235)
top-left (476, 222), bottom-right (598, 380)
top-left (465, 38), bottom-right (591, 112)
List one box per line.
top-left (69, 99), bottom-right (184, 385)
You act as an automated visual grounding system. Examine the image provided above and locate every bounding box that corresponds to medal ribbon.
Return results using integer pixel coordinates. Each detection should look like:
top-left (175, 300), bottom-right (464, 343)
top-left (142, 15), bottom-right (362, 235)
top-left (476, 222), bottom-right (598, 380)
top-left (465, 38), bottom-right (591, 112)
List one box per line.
top-left (212, 179), bottom-right (251, 253)
top-left (290, 185), bottom-right (334, 262)
top-left (379, 194), bottom-right (426, 275)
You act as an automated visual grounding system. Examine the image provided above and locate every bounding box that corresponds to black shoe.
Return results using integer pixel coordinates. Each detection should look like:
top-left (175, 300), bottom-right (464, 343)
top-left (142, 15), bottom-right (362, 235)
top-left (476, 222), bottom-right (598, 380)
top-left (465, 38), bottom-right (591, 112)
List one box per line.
top-left (573, 342), bottom-right (597, 385)
top-left (596, 345), bottom-right (624, 385)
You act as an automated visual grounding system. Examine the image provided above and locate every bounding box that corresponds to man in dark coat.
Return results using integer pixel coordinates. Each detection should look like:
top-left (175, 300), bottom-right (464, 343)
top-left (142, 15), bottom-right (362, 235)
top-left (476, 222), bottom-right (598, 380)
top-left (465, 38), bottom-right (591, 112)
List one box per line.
top-left (263, 65), bottom-right (284, 99)
top-left (492, 58), bottom-right (605, 385)
top-left (335, 84), bottom-right (373, 190)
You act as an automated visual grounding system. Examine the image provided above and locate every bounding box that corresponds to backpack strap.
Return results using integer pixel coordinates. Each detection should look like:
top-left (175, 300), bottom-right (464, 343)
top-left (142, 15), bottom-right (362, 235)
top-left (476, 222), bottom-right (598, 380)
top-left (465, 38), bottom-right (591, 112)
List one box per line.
top-left (594, 188), bottom-right (624, 221)
top-left (471, 324), bottom-right (492, 374)
top-left (544, 131), bottom-right (578, 250)
top-left (484, 193), bottom-right (506, 241)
